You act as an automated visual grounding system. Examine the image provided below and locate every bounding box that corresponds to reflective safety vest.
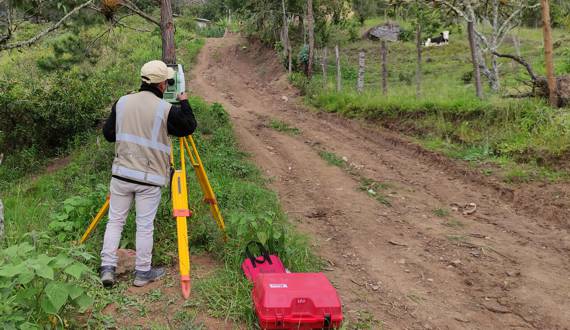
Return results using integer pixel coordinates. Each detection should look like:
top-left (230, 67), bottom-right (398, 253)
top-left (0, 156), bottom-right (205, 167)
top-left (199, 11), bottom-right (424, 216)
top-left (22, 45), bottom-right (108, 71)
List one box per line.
top-left (112, 91), bottom-right (172, 186)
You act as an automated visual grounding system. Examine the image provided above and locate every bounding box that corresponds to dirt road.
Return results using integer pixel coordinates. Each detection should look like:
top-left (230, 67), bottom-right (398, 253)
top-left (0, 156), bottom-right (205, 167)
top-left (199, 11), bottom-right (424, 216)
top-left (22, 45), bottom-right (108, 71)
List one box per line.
top-left (190, 36), bottom-right (570, 330)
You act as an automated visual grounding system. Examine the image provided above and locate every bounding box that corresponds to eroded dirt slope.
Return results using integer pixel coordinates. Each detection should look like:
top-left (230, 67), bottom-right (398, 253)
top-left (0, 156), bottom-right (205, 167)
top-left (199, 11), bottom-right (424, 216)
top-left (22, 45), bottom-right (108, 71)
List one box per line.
top-left (190, 35), bottom-right (570, 330)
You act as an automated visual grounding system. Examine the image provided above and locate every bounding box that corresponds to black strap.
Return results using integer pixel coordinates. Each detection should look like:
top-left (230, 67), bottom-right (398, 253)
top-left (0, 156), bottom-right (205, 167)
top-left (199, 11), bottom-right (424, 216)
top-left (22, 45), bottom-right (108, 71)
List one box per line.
top-left (324, 314), bottom-right (331, 328)
top-left (245, 241), bottom-right (273, 268)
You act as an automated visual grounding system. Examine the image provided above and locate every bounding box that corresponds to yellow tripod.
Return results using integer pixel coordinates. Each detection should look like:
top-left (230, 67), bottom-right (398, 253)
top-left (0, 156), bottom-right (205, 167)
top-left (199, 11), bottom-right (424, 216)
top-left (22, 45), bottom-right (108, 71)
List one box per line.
top-left (79, 135), bottom-right (226, 299)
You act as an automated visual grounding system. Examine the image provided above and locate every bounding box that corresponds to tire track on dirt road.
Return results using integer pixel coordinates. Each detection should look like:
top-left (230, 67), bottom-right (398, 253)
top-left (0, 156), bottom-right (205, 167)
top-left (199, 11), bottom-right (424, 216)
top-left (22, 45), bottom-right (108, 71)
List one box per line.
top-left (190, 36), bottom-right (570, 330)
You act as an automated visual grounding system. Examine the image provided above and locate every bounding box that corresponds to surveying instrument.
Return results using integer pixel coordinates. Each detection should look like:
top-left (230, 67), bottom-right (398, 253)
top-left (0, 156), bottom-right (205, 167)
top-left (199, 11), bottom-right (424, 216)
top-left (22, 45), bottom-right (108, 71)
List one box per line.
top-left (79, 64), bottom-right (227, 299)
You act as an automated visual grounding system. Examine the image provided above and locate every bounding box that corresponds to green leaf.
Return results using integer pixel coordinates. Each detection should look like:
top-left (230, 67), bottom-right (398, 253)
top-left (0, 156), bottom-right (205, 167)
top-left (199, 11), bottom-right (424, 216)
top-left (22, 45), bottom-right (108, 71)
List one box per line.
top-left (45, 281), bottom-right (69, 312)
top-left (40, 294), bottom-right (58, 314)
top-left (0, 262), bottom-right (27, 277)
top-left (17, 271), bottom-right (35, 285)
top-left (2, 242), bottom-right (34, 258)
top-left (74, 294), bottom-right (94, 313)
top-left (35, 265), bottom-right (55, 280)
top-left (66, 284), bottom-right (84, 300)
top-left (256, 231), bottom-right (268, 245)
top-left (20, 323), bottom-right (41, 330)
top-left (65, 263), bottom-right (89, 279)
top-left (50, 254), bottom-right (74, 269)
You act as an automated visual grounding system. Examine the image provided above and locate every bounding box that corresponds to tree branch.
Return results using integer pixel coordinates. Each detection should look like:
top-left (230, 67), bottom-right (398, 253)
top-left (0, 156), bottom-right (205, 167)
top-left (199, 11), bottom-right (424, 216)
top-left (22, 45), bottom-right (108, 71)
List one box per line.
top-left (0, 0), bottom-right (93, 51)
top-left (497, 3), bottom-right (540, 40)
top-left (119, 0), bottom-right (160, 27)
top-left (491, 51), bottom-right (537, 82)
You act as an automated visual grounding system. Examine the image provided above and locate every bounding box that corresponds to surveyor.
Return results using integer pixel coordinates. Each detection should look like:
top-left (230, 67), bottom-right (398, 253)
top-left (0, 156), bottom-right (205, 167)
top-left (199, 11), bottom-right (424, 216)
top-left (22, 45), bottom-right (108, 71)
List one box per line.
top-left (99, 60), bottom-right (197, 288)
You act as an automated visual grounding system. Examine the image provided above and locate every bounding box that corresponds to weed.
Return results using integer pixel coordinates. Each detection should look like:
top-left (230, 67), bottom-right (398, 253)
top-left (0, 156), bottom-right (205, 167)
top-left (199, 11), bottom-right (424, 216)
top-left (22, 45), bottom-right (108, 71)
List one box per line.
top-left (340, 310), bottom-right (382, 330)
top-left (446, 235), bottom-right (467, 242)
top-left (442, 218), bottom-right (465, 228)
top-left (359, 177), bottom-right (392, 206)
top-left (269, 119), bottom-right (301, 135)
top-left (319, 151), bottom-right (347, 168)
top-left (432, 208), bottom-right (449, 217)
top-left (147, 289), bottom-right (163, 303)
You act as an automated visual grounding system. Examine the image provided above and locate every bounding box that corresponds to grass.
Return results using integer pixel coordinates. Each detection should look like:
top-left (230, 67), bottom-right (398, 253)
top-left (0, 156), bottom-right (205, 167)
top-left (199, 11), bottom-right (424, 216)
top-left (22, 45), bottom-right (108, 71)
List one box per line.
top-left (291, 16), bottom-right (570, 182)
top-left (432, 208), bottom-right (449, 218)
top-left (319, 150), bottom-right (347, 167)
top-left (0, 15), bottom-right (317, 328)
top-left (269, 119), bottom-right (301, 135)
top-left (442, 218), bottom-right (465, 229)
top-left (317, 150), bottom-right (393, 207)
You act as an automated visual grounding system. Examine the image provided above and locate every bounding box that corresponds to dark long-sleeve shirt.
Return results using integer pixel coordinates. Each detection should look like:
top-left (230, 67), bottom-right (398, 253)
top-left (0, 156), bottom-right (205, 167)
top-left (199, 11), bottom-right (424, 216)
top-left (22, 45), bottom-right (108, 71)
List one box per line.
top-left (103, 84), bottom-right (197, 142)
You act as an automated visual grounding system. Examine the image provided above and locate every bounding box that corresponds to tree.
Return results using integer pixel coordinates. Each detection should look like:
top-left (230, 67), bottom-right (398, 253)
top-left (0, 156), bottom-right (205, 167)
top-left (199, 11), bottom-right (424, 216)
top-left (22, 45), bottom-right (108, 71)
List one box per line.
top-left (306, 0), bottom-right (315, 78)
top-left (161, 0), bottom-right (176, 64)
top-left (0, 0), bottom-right (94, 51)
top-left (352, 0), bottom-right (377, 26)
top-left (468, 20), bottom-right (483, 99)
top-left (540, 0), bottom-right (557, 106)
top-left (437, 0), bottom-right (540, 92)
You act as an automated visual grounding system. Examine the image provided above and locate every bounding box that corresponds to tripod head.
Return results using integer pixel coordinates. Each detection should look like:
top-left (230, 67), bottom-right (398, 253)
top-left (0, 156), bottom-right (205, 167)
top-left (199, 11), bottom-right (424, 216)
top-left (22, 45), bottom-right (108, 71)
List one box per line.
top-left (163, 64), bottom-right (185, 104)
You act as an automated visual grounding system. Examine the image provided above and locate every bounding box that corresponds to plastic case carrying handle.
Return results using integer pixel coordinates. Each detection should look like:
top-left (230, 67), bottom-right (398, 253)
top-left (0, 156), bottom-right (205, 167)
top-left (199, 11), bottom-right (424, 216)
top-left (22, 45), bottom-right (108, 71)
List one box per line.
top-left (245, 241), bottom-right (273, 266)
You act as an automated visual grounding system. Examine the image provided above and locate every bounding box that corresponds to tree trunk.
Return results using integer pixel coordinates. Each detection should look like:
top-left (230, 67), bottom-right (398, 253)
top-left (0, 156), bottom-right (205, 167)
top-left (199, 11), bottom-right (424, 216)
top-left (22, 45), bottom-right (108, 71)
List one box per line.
top-left (322, 47), bottom-right (328, 89)
top-left (306, 0), bottom-right (315, 78)
top-left (468, 21), bottom-right (483, 99)
top-left (335, 45), bottom-right (342, 92)
top-left (415, 24), bottom-right (422, 98)
top-left (281, 0), bottom-right (292, 74)
top-left (161, 0), bottom-right (176, 65)
top-left (381, 40), bottom-right (388, 96)
top-left (541, 0), bottom-right (558, 106)
top-left (357, 51), bottom-right (365, 93)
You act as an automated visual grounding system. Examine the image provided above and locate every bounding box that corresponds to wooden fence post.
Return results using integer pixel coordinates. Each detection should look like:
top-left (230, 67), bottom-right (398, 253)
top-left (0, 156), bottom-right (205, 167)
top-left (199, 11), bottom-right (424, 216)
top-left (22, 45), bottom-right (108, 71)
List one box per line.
top-left (357, 51), bottom-right (365, 93)
top-left (335, 45), bottom-right (342, 92)
top-left (322, 47), bottom-right (328, 89)
top-left (381, 40), bottom-right (388, 96)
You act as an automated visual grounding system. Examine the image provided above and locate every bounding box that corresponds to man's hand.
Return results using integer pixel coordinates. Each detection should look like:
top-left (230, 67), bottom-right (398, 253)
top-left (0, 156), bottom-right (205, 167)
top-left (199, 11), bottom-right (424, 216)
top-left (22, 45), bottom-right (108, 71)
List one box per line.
top-left (177, 92), bottom-right (188, 101)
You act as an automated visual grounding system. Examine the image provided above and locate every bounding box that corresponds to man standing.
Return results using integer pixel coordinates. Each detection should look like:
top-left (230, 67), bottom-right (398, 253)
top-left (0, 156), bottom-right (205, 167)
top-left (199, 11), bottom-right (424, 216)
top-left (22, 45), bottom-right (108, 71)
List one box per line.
top-left (100, 60), bottom-right (197, 287)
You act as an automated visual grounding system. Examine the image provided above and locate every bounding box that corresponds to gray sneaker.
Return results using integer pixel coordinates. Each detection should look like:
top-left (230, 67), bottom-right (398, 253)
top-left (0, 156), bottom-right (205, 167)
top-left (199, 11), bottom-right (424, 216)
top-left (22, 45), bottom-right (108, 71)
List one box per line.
top-left (133, 267), bottom-right (166, 287)
top-left (100, 266), bottom-right (116, 288)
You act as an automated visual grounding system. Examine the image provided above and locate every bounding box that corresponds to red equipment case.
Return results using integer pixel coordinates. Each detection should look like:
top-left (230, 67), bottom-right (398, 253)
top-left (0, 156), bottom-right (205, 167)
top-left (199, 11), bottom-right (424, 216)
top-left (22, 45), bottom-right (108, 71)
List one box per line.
top-left (252, 273), bottom-right (343, 329)
top-left (242, 241), bottom-right (286, 282)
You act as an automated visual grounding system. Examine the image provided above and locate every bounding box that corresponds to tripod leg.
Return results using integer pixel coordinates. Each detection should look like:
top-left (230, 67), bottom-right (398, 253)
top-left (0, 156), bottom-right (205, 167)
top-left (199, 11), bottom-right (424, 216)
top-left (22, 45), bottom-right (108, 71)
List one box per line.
top-left (184, 136), bottom-right (227, 240)
top-left (79, 196), bottom-right (110, 244)
top-left (173, 138), bottom-right (192, 299)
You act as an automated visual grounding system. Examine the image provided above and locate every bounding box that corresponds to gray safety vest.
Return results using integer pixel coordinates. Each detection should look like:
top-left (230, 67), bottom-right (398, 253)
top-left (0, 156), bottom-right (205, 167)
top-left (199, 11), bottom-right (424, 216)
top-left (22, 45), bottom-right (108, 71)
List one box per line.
top-left (112, 91), bottom-right (172, 186)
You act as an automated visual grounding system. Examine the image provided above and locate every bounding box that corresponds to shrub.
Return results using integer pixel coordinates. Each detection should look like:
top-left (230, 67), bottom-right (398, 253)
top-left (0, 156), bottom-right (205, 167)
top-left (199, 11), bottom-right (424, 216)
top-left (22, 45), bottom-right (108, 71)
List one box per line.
top-left (0, 240), bottom-right (95, 329)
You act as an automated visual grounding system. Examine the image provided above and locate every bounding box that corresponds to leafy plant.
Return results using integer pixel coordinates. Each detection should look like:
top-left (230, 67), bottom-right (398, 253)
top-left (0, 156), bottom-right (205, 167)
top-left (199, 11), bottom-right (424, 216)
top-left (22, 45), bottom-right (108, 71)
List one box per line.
top-left (0, 240), bottom-right (95, 329)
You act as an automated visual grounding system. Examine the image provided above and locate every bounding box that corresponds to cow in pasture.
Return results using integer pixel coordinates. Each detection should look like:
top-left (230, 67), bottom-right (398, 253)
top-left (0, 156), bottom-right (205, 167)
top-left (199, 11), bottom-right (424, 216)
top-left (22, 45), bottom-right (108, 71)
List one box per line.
top-left (425, 31), bottom-right (450, 47)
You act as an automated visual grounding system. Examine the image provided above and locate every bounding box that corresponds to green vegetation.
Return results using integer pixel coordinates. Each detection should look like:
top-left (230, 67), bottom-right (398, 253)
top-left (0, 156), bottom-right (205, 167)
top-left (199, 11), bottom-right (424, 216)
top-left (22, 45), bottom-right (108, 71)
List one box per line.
top-left (442, 218), bottom-right (465, 229)
top-left (289, 16), bottom-right (570, 182)
top-left (270, 119), bottom-right (301, 135)
top-left (0, 13), bottom-right (315, 328)
top-left (319, 150), bottom-right (347, 167)
top-left (432, 208), bottom-right (449, 218)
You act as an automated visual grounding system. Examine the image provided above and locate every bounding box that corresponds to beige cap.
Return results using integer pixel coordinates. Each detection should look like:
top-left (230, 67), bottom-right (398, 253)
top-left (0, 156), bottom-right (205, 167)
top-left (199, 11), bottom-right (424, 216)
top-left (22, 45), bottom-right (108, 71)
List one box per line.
top-left (140, 60), bottom-right (176, 84)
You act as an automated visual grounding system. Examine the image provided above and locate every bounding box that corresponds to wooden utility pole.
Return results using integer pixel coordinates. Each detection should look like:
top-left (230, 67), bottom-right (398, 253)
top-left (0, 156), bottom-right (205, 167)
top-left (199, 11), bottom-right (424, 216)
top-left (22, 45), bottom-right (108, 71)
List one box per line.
top-left (307, 0), bottom-right (315, 78)
top-left (335, 45), bottom-right (342, 92)
top-left (468, 21), bottom-right (483, 99)
top-left (540, 0), bottom-right (557, 106)
top-left (381, 40), bottom-right (388, 96)
top-left (161, 0), bottom-right (176, 64)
